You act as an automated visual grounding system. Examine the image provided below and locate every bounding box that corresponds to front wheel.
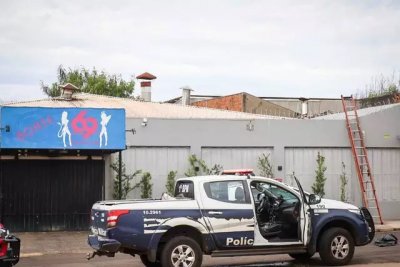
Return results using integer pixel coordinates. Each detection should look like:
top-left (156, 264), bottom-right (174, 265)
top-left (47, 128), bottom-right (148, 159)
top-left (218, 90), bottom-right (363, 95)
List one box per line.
top-left (161, 236), bottom-right (202, 267)
top-left (318, 227), bottom-right (355, 266)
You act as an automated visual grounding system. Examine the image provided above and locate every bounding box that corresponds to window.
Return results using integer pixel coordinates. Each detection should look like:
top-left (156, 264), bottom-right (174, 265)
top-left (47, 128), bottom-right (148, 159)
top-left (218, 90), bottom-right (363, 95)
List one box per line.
top-left (251, 181), bottom-right (298, 203)
top-left (204, 180), bottom-right (249, 204)
top-left (174, 181), bottom-right (194, 199)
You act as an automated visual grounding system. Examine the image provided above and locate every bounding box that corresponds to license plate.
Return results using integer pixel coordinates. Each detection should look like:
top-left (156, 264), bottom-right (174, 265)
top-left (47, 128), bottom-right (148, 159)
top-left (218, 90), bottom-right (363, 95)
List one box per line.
top-left (91, 226), bottom-right (107, 236)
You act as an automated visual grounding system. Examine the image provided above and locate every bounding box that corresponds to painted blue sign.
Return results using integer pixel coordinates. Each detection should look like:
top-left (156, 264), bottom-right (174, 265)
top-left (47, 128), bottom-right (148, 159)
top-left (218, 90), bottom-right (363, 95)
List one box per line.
top-left (0, 107), bottom-right (125, 150)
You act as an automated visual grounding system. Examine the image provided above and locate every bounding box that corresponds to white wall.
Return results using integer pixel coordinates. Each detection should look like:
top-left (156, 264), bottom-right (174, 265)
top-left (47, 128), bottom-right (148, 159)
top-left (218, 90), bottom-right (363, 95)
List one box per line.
top-left (201, 147), bottom-right (273, 175)
top-left (118, 147), bottom-right (190, 198)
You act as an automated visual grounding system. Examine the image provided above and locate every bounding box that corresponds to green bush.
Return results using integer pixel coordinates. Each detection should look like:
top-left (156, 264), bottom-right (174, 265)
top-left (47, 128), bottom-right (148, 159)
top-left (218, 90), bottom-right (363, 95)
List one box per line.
top-left (257, 153), bottom-right (274, 178)
top-left (340, 162), bottom-right (348, 202)
top-left (311, 152), bottom-right (327, 197)
top-left (185, 154), bottom-right (223, 176)
top-left (110, 159), bottom-right (141, 200)
top-left (166, 170), bottom-right (178, 195)
top-left (136, 172), bottom-right (153, 199)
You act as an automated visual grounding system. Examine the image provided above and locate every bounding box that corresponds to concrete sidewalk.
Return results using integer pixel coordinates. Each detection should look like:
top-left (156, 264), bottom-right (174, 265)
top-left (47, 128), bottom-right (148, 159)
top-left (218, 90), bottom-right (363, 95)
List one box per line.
top-left (15, 222), bottom-right (400, 257)
top-left (17, 231), bottom-right (91, 257)
top-left (375, 221), bottom-right (400, 232)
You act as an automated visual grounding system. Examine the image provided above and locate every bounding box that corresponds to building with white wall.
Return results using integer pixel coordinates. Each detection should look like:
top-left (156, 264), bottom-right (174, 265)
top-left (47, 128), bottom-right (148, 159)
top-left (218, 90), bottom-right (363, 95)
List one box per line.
top-left (5, 93), bottom-right (400, 221)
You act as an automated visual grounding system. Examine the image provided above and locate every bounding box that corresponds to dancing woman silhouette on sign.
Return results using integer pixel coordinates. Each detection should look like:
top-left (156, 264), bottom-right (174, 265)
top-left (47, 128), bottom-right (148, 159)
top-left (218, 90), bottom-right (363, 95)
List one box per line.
top-left (99, 111), bottom-right (112, 147)
top-left (57, 111), bottom-right (72, 147)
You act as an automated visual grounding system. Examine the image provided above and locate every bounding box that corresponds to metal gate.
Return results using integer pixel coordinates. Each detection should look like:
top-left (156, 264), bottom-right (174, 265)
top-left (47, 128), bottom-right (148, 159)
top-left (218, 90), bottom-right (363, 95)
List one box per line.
top-left (0, 159), bottom-right (104, 232)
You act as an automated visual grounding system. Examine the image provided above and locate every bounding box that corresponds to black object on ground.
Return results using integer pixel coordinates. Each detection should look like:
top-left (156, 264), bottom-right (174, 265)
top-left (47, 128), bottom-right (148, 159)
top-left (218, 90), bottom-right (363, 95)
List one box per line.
top-left (374, 234), bottom-right (398, 247)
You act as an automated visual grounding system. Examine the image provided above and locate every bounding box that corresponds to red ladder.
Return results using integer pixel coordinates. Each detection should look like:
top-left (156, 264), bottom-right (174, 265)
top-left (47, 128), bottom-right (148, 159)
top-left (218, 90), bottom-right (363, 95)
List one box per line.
top-left (341, 95), bottom-right (384, 224)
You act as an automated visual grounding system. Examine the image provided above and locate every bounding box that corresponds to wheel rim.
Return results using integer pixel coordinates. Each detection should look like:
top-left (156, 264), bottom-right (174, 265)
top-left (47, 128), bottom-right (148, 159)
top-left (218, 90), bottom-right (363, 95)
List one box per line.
top-left (331, 235), bottom-right (349, 260)
top-left (171, 244), bottom-right (196, 267)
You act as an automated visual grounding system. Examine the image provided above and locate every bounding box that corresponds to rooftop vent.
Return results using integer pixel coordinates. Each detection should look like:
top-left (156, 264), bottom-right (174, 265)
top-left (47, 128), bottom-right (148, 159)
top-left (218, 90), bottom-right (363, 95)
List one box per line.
top-left (59, 83), bottom-right (80, 100)
top-left (181, 86), bottom-right (193, 105)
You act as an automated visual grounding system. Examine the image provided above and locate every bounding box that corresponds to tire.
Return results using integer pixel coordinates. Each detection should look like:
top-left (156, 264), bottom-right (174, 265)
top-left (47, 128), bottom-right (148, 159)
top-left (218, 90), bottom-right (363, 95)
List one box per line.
top-left (318, 227), bottom-right (355, 266)
top-left (140, 254), bottom-right (162, 267)
top-left (160, 236), bottom-right (202, 267)
top-left (288, 252), bottom-right (314, 260)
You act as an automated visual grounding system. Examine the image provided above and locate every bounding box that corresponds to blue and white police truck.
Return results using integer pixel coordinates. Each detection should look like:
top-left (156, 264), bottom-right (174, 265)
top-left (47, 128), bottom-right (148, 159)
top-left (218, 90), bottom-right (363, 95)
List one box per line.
top-left (88, 172), bottom-right (375, 266)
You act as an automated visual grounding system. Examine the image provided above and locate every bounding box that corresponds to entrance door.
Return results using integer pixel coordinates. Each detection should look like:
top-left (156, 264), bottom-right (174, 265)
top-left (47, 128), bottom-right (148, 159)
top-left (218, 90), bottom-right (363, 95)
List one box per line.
top-left (199, 179), bottom-right (255, 249)
top-left (0, 159), bottom-right (104, 232)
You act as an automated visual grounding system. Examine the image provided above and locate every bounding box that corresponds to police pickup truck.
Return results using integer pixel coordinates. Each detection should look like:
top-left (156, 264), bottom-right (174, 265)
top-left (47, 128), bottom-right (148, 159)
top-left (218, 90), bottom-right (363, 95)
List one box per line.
top-left (88, 172), bottom-right (374, 267)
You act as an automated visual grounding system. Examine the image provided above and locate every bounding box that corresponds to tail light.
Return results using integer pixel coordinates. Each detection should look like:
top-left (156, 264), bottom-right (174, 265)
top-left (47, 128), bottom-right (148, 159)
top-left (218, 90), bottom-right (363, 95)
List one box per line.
top-left (107, 210), bottom-right (129, 228)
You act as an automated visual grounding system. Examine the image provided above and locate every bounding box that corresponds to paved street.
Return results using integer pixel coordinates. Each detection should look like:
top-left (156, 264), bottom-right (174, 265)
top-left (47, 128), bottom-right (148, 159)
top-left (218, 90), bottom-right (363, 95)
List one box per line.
top-left (17, 239), bottom-right (400, 267)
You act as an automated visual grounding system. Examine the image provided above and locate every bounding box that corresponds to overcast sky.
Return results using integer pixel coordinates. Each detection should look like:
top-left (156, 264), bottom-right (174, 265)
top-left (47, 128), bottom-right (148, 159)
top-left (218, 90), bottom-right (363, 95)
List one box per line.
top-left (0, 0), bottom-right (399, 102)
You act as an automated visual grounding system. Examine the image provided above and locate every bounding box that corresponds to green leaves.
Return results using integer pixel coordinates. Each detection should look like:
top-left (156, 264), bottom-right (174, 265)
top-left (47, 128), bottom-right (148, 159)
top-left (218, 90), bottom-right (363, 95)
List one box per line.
top-left (110, 160), bottom-right (142, 200)
top-left (311, 152), bottom-right (327, 197)
top-left (340, 162), bottom-right (348, 202)
top-left (257, 153), bottom-right (274, 178)
top-left (136, 172), bottom-right (152, 199)
top-left (184, 154), bottom-right (223, 177)
top-left (166, 170), bottom-right (178, 195)
top-left (41, 65), bottom-right (135, 98)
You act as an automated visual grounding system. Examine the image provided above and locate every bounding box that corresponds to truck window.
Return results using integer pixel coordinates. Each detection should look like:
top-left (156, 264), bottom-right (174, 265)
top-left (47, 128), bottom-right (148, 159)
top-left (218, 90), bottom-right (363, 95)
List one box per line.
top-left (174, 180), bottom-right (195, 199)
top-left (204, 180), bottom-right (249, 204)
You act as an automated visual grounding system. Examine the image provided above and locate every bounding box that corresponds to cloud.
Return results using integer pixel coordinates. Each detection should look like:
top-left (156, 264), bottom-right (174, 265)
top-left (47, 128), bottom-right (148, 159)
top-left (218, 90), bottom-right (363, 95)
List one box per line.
top-left (0, 0), bottom-right (399, 101)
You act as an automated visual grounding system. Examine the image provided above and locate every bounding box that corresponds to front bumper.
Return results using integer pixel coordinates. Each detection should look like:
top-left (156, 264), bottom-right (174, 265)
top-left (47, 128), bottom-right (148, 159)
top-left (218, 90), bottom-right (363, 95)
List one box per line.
top-left (360, 207), bottom-right (375, 244)
top-left (0, 235), bottom-right (20, 265)
top-left (88, 235), bottom-right (121, 253)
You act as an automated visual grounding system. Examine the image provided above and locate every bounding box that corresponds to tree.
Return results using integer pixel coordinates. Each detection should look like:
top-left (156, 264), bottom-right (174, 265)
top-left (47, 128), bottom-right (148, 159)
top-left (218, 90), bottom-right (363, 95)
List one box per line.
top-left (166, 170), bottom-right (178, 195)
top-left (137, 172), bottom-right (153, 199)
top-left (184, 154), bottom-right (209, 177)
top-left (184, 154), bottom-right (223, 177)
top-left (208, 164), bottom-right (223, 175)
top-left (311, 152), bottom-right (327, 197)
top-left (340, 162), bottom-right (348, 202)
top-left (110, 160), bottom-right (142, 200)
top-left (41, 65), bottom-right (135, 98)
top-left (257, 153), bottom-right (274, 178)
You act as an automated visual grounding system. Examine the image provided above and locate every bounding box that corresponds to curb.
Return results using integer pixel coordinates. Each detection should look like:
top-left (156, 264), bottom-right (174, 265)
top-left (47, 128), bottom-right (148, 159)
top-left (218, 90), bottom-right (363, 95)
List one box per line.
top-left (375, 226), bottom-right (400, 233)
top-left (20, 250), bottom-right (91, 258)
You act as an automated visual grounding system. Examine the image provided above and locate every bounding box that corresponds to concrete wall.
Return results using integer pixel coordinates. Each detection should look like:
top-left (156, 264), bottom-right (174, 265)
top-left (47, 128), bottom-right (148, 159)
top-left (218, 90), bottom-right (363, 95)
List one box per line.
top-left (267, 98), bottom-right (343, 115)
top-left (243, 94), bottom-right (295, 116)
top-left (109, 104), bottom-right (400, 219)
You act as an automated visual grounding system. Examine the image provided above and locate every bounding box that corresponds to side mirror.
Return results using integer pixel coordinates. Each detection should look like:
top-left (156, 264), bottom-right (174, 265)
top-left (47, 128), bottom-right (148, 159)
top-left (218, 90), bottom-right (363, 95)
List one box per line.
top-left (308, 194), bottom-right (322, 205)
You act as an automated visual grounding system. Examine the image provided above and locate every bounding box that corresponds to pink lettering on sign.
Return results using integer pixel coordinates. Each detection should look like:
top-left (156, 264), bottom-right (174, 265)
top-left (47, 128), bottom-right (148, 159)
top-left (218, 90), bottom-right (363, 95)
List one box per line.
top-left (71, 111), bottom-right (98, 138)
top-left (16, 115), bottom-right (54, 141)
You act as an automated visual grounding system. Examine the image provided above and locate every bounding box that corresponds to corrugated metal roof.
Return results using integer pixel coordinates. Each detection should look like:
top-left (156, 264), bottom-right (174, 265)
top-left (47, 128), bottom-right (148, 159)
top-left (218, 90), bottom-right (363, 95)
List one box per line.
top-left (2, 93), bottom-right (289, 120)
top-left (312, 103), bottom-right (400, 120)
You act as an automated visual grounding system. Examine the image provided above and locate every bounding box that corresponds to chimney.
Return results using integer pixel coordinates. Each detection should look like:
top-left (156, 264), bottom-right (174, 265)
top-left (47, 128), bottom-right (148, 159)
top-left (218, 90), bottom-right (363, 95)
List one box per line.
top-left (59, 83), bottom-right (80, 100)
top-left (299, 97), bottom-right (309, 117)
top-left (181, 86), bottom-right (193, 105)
top-left (136, 72), bottom-right (157, 102)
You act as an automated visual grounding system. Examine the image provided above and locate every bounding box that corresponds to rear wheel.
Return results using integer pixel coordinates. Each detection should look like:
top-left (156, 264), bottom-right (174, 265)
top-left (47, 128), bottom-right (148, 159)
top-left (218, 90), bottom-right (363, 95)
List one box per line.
top-left (318, 227), bottom-right (355, 266)
top-left (160, 236), bottom-right (202, 267)
top-left (288, 252), bottom-right (314, 260)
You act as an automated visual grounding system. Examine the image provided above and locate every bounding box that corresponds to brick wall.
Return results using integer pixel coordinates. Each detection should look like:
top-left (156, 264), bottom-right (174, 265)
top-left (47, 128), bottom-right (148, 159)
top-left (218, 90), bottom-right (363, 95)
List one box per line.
top-left (192, 93), bottom-right (244, 112)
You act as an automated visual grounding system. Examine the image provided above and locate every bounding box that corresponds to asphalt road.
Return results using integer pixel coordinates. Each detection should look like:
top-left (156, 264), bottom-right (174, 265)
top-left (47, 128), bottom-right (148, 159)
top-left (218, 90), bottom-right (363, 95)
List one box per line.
top-left (17, 241), bottom-right (400, 267)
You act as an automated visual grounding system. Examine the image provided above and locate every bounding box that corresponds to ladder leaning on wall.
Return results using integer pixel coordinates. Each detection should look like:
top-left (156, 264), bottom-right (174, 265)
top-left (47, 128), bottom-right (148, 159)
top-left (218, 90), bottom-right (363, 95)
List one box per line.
top-left (341, 95), bottom-right (384, 225)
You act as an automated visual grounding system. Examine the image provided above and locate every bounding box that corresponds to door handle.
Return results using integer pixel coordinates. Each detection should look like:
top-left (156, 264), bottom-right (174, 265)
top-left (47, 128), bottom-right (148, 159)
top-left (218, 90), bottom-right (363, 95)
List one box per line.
top-left (208, 211), bottom-right (223, 215)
